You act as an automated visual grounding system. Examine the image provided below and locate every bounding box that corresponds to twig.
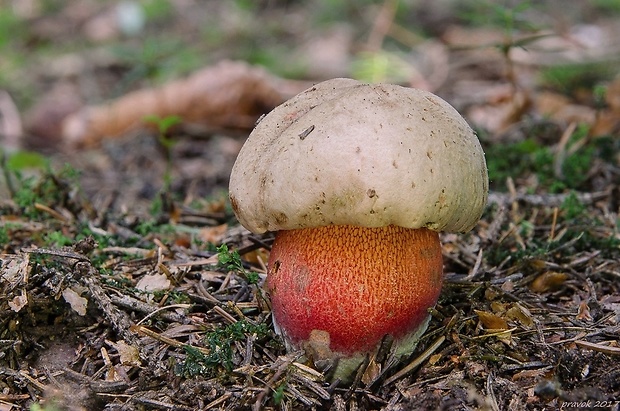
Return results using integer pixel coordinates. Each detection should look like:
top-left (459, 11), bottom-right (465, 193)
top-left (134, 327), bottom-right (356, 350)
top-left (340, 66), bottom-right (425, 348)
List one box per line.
top-left (129, 324), bottom-right (210, 355)
top-left (575, 340), bottom-right (620, 356)
top-left (464, 249), bottom-right (484, 281)
top-left (204, 392), bottom-right (232, 410)
top-left (82, 275), bottom-right (140, 346)
top-left (383, 336), bottom-right (445, 386)
top-left (486, 372), bottom-right (500, 411)
top-left (130, 396), bottom-right (195, 410)
top-left (253, 355), bottom-right (296, 411)
top-left (487, 190), bottom-right (610, 208)
top-left (134, 302), bottom-right (192, 325)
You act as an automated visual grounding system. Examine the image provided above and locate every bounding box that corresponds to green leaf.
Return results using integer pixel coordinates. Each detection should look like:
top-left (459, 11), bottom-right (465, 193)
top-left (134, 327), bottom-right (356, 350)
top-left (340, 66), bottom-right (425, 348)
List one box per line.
top-left (6, 150), bottom-right (49, 171)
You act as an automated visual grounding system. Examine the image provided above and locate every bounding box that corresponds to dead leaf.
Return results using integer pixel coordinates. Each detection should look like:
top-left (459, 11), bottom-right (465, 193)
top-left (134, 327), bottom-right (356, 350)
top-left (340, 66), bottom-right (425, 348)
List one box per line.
top-left (242, 248), bottom-right (270, 266)
top-left (512, 368), bottom-right (547, 381)
top-left (590, 109), bottom-right (620, 137)
top-left (534, 90), bottom-right (572, 116)
top-left (475, 310), bottom-right (508, 330)
top-left (576, 301), bottom-right (593, 321)
top-left (108, 340), bottom-right (141, 366)
top-left (575, 340), bottom-right (620, 356)
top-left (605, 75), bottom-right (620, 111)
top-left (466, 86), bottom-right (531, 134)
top-left (0, 402), bottom-right (14, 411)
top-left (506, 303), bottom-right (534, 328)
top-left (500, 279), bottom-right (515, 292)
top-left (490, 301), bottom-right (507, 314)
top-left (484, 287), bottom-right (501, 301)
top-left (428, 353), bottom-right (442, 366)
top-left (361, 358), bottom-right (381, 386)
top-left (61, 60), bottom-right (288, 147)
top-left (530, 271), bottom-right (568, 293)
top-left (135, 273), bottom-right (170, 292)
top-left (23, 82), bottom-right (82, 148)
top-left (8, 289), bottom-right (28, 312)
top-left (199, 223), bottom-right (228, 245)
top-left (1, 254), bottom-right (30, 288)
top-left (302, 329), bottom-right (333, 365)
top-left (62, 287), bottom-right (88, 316)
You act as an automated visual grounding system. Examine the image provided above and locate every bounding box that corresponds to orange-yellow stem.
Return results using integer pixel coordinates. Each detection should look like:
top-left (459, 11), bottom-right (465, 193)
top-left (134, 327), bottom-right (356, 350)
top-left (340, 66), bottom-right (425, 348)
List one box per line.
top-left (266, 225), bottom-right (443, 356)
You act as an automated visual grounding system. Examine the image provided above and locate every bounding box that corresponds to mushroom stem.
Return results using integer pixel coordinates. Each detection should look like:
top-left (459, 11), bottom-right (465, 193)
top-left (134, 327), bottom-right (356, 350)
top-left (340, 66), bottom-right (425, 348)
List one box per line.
top-left (266, 225), bottom-right (443, 365)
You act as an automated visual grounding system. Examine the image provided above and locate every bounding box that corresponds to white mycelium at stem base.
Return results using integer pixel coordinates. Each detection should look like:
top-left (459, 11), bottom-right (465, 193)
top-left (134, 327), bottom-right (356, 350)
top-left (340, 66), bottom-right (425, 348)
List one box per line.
top-left (228, 78), bottom-right (488, 380)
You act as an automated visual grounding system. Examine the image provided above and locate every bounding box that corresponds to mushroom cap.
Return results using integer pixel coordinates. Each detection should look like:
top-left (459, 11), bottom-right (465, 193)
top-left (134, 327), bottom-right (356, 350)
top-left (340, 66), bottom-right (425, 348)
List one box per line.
top-left (229, 78), bottom-right (488, 234)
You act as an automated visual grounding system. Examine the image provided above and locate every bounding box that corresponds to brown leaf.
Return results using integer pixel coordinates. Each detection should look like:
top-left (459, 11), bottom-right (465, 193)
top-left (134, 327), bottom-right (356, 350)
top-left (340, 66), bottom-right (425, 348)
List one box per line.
top-left (361, 358), bottom-right (381, 386)
top-left (62, 287), bottom-right (88, 316)
top-left (8, 290), bottom-right (28, 313)
top-left (590, 109), bottom-right (620, 137)
top-left (506, 303), bottom-right (534, 328)
top-left (199, 223), bottom-right (228, 245)
top-left (108, 340), bottom-right (141, 366)
top-left (530, 271), bottom-right (568, 293)
top-left (61, 60), bottom-right (289, 147)
top-left (475, 310), bottom-right (508, 330)
top-left (606, 75), bottom-right (620, 111)
top-left (135, 273), bottom-right (170, 292)
top-left (242, 248), bottom-right (270, 266)
top-left (490, 301), bottom-right (507, 314)
top-left (511, 368), bottom-right (547, 381)
top-left (576, 301), bottom-right (592, 321)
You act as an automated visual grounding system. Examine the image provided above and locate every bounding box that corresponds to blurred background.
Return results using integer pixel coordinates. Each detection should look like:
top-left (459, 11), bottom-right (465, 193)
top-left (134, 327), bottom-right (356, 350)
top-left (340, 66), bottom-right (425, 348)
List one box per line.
top-left (1, 0), bottom-right (619, 211)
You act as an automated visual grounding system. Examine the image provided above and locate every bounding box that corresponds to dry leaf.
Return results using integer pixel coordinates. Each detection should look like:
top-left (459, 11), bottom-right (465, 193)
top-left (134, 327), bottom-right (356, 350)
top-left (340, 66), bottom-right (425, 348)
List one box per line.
top-left (590, 109), bottom-right (620, 137)
top-left (199, 223), bottom-right (228, 245)
top-left (506, 303), bottom-right (534, 328)
top-left (484, 287), bottom-right (501, 301)
top-left (534, 90), bottom-right (572, 116)
top-left (575, 340), bottom-right (620, 356)
top-left (530, 271), bottom-right (568, 293)
top-left (576, 301), bottom-right (593, 321)
top-left (62, 287), bottom-right (88, 316)
top-left (8, 290), bottom-right (28, 312)
top-left (511, 368), bottom-right (547, 381)
top-left (361, 358), bottom-right (381, 386)
top-left (428, 353), bottom-right (442, 366)
top-left (62, 60), bottom-right (287, 147)
top-left (135, 273), bottom-right (171, 292)
top-left (1, 254), bottom-right (30, 287)
top-left (490, 301), bottom-right (507, 314)
top-left (108, 340), bottom-right (141, 366)
top-left (501, 278), bottom-right (515, 292)
top-left (302, 329), bottom-right (333, 365)
top-left (475, 310), bottom-right (508, 330)
top-left (23, 82), bottom-right (82, 148)
top-left (606, 75), bottom-right (620, 111)
top-left (242, 248), bottom-right (270, 266)
top-left (466, 86), bottom-right (531, 134)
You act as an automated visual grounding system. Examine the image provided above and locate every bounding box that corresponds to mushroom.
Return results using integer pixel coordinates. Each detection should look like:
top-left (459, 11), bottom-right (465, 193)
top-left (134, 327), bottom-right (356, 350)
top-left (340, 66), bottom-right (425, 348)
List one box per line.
top-left (228, 78), bottom-right (488, 380)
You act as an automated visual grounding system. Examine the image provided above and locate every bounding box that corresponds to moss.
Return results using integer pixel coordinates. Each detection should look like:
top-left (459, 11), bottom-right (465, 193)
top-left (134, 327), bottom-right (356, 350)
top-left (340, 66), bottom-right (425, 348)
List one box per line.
top-left (484, 128), bottom-right (606, 193)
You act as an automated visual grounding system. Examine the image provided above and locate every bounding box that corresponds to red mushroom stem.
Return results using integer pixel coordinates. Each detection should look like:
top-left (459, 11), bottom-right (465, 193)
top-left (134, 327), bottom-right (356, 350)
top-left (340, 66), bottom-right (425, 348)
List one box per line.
top-left (266, 224), bottom-right (443, 357)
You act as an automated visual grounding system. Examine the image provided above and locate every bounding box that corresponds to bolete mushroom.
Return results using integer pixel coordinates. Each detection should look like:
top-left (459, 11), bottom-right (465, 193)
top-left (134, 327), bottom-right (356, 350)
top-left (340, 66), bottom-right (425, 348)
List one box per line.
top-left (228, 78), bottom-right (488, 380)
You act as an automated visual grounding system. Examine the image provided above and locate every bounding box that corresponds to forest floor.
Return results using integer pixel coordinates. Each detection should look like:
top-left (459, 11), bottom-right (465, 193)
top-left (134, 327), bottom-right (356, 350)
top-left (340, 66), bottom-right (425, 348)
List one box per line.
top-left (1, 1), bottom-right (620, 410)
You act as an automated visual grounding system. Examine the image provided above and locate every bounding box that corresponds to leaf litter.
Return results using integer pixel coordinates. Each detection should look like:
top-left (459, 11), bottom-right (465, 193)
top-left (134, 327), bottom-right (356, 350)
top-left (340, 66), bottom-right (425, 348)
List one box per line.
top-left (1, 2), bottom-right (620, 410)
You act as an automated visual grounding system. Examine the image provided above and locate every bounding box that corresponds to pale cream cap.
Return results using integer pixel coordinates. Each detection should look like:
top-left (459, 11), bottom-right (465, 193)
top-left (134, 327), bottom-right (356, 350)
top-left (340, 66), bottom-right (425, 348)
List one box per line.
top-left (229, 78), bottom-right (488, 234)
